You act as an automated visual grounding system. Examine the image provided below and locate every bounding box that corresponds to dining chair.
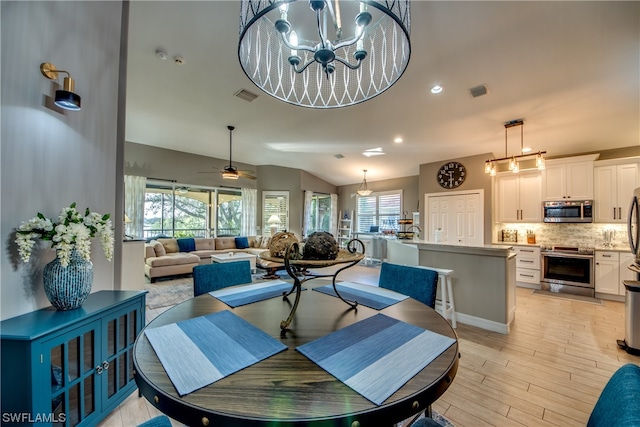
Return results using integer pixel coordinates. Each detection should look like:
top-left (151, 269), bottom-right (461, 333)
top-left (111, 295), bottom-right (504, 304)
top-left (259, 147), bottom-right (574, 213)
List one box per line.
top-left (193, 261), bottom-right (252, 297)
top-left (378, 262), bottom-right (439, 309)
top-left (586, 363), bottom-right (640, 427)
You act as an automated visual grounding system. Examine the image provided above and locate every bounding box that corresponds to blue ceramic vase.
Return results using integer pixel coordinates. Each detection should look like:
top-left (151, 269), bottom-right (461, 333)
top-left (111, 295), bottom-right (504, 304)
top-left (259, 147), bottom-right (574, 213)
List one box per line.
top-left (43, 250), bottom-right (93, 310)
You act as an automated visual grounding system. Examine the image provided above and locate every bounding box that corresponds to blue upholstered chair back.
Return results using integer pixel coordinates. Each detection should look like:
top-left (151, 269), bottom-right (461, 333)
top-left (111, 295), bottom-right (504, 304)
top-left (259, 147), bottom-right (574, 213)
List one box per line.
top-left (193, 261), bottom-right (252, 297)
top-left (137, 415), bottom-right (172, 427)
top-left (587, 363), bottom-right (640, 427)
top-left (378, 262), bottom-right (438, 309)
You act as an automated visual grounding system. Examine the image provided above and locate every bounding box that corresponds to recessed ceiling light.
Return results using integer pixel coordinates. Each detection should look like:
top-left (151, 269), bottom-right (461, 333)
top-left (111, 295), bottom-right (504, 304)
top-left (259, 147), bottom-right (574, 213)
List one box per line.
top-left (522, 147), bottom-right (533, 153)
top-left (394, 137), bottom-right (403, 143)
top-left (430, 85), bottom-right (443, 94)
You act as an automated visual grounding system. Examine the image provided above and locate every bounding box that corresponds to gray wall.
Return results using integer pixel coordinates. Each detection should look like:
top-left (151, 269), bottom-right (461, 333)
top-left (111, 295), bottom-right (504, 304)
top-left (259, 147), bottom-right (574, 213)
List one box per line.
top-left (338, 175), bottom-right (420, 229)
top-left (419, 153), bottom-right (494, 243)
top-left (125, 141), bottom-right (258, 189)
top-left (124, 145), bottom-right (338, 239)
top-left (1, 1), bottom-right (125, 320)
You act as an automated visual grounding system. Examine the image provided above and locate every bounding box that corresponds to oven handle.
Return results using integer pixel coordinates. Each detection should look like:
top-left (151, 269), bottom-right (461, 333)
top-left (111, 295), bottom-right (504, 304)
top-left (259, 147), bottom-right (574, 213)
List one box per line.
top-left (541, 252), bottom-right (594, 260)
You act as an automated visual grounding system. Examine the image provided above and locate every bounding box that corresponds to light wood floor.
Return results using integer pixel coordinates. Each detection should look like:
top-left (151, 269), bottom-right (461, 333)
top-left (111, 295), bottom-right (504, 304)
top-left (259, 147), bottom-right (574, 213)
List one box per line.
top-left (99, 268), bottom-right (639, 426)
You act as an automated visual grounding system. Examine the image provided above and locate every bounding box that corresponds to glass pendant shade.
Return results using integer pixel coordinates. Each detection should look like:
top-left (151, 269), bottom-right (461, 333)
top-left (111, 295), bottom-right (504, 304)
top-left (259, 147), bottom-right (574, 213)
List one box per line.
top-left (238, 0), bottom-right (411, 108)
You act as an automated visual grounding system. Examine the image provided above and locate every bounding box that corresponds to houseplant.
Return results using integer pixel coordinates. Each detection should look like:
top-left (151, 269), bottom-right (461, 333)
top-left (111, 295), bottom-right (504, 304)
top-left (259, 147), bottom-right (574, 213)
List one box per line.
top-left (15, 203), bottom-right (114, 310)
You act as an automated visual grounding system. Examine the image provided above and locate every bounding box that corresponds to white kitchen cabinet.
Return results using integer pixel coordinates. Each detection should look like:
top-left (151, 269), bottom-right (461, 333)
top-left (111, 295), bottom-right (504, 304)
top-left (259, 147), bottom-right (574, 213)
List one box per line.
top-left (513, 245), bottom-right (541, 288)
top-left (594, 161), bottom-right (639, 223)
top-left (542, 155), bottom-right (598, 201)
top-left (595, 251), bottom-right (619, 295)
top-left (595, 250), bottom-right (636, 298)
top-left (496, 172), bottom-right (542, 222)
top-left (620, 252), bottom-right (637, 285)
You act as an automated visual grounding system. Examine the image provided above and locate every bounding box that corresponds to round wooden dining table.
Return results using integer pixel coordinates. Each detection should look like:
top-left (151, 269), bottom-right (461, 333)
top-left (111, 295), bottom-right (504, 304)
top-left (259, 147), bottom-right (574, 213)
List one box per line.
top-left (133, 281), bottom-right (459, 427)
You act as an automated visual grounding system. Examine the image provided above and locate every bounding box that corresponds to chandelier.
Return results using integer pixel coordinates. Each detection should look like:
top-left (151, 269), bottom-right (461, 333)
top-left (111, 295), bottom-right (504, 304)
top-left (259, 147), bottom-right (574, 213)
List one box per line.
top-left (238, 0), bottom-right (411, 108)
top-left (357, 169), bottom-right (373, 196)
top-left (485, 119), bottom-right (546, 176)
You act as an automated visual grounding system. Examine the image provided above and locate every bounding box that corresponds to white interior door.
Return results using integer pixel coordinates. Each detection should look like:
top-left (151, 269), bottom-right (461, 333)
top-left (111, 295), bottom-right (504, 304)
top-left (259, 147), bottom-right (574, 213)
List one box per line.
top-left (426, 190), bottom-right (484, 246)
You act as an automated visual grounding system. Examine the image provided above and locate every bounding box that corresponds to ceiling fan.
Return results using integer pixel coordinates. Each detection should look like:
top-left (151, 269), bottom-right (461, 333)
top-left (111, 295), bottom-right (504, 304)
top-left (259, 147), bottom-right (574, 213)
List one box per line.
top-left (199, 125), bottom-right (256, 180)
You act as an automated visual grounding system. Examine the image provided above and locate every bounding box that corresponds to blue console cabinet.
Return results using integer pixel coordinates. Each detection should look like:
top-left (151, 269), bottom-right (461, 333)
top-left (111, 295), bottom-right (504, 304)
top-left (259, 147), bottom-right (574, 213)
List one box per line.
top-left (1, 291), bottom-right (146, 426)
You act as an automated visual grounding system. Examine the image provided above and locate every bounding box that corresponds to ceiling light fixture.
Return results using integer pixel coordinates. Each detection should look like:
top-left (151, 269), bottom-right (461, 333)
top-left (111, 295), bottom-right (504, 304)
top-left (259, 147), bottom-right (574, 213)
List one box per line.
top-left (357, 169), bottom-right (373, 196)
top-left (430, 85), bottom-right (443, 94)
top-left (238, 0), bottom-right (411, 108)
top-left (485, 119), bottom-right (545, 176)
top-left (362, 147), bottom-right (385, 157)
top-left (40, 62), bottom-right (81, 111)
top-left (394, 137), bottom-right (403, 143)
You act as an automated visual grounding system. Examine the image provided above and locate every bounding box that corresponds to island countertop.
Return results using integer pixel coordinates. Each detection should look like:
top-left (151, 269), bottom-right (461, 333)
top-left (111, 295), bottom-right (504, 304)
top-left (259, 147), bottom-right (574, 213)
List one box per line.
top-left (410, 240), bottom-right (515, 258)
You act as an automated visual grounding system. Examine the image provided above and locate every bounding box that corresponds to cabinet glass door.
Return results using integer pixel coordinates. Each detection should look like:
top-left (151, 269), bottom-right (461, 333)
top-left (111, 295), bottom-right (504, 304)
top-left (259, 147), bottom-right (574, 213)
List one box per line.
top-left (103, 305), bottom-right (141, 403)
top-left (44, 320), bottom-right (100, 426)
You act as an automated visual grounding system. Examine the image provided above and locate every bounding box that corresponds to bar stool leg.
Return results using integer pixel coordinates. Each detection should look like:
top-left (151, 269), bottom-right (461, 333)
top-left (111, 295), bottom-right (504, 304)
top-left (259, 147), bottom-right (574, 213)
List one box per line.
top-left (446, 275), bottom-right (457, 328)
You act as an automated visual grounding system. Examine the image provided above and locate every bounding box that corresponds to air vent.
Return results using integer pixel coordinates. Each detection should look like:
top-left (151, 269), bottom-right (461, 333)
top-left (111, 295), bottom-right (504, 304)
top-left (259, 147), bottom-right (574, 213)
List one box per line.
top-left (334, 154), bottom-right (344, 159)
top-left (234, 89), bottom-right (259, 102)
top-left (469, 84), bottom-right (489, 98)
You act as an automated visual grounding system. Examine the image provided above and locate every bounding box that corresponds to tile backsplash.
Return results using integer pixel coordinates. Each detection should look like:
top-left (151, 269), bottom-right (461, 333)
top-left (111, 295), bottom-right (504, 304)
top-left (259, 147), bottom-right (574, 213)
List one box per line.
top-left (494, 222), bottom-right (629, 249)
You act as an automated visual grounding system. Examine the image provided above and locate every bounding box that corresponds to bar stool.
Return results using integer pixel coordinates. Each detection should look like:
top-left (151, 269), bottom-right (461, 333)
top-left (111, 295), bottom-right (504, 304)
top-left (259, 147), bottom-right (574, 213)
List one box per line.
top-left (422, 267), bottom-right (456, 328)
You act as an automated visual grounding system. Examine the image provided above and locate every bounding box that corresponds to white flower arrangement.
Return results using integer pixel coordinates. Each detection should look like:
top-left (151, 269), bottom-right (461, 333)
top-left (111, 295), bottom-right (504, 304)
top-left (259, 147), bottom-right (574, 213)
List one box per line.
top-left (16, 203), bottom-right (114, 267)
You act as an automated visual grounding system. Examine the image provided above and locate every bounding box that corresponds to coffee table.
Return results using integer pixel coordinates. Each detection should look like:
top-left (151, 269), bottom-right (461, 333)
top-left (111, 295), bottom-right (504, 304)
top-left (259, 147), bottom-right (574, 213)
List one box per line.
top-left (211, 252), bottom-right (257, 273)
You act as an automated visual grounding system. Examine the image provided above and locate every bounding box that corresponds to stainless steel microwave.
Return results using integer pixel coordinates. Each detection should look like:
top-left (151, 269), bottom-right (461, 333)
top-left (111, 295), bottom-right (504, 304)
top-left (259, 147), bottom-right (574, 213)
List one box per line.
top-left (543, 200), bottom-right (593, 223)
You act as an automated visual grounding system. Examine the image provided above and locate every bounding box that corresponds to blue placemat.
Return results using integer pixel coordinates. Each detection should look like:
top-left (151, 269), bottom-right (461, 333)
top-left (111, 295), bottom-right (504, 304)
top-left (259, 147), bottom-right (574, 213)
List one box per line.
top-left (209, 280), bottom-right (303, 307)
top-left (314, 281), bottom-right (409, 310)
top-left (145, 310), bottom-right (287, 396)
top-left (297, 313), bottom-right (456, 405)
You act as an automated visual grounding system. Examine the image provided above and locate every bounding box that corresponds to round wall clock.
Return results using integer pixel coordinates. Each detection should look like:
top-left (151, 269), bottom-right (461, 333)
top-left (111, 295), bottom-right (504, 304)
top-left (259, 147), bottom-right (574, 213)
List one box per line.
top-left (437, 162), bottom-right (466, 189)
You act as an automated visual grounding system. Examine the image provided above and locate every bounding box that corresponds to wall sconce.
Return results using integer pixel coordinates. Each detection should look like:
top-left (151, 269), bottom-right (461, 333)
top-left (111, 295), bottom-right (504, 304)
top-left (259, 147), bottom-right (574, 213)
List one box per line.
top-left (40, 62), bottom-right (81, 111)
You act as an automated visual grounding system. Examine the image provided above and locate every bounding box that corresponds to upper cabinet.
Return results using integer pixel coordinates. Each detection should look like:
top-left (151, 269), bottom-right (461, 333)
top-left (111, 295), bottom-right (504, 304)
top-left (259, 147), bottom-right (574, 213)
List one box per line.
top-left (542, 155), bottom-right (598, 201)
top-left (594, 159), bottom-right (640, 223)
top-left (496, 171), bottom-right (542, 222)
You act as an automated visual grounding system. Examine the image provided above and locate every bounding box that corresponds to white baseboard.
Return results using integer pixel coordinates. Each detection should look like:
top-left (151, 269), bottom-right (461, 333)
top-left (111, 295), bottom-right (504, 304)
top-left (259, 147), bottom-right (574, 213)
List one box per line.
top-left (454, 312), bottom-right (510, 334)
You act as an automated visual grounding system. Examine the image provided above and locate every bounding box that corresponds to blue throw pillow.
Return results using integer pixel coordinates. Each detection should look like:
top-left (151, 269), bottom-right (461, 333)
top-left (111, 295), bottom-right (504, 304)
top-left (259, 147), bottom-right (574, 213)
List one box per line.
top-left (177, 238), bottom-right (196, 252)
top-left (235, 236), bottom-right (250, 249)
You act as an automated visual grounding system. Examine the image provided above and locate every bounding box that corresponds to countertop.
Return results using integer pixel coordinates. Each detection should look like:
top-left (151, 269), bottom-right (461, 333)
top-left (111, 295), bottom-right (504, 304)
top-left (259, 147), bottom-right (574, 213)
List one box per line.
top-left (410, 240), bottom-right (514, 257)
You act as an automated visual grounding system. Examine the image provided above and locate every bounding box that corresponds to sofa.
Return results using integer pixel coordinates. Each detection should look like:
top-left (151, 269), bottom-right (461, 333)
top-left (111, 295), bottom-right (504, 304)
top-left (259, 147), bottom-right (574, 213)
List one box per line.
top-left (144, 236), bottom-right (278, 282)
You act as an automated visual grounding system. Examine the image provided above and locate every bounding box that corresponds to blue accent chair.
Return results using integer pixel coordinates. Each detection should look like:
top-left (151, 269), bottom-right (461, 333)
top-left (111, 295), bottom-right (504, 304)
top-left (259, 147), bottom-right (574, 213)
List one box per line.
top-left (586, 363), bottom-right (640, 427)
top-left (193, 261), bottom-right (252, 297)
top-left (138, 415), bottom-right (172, 427)
top-left (378, 262), bottom-right (439, 309)
top-left (410, 417), bottom-right (442, 427)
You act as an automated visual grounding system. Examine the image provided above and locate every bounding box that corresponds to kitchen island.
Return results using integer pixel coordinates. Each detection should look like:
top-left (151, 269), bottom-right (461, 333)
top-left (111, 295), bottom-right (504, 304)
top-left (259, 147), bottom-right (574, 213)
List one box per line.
top-left (387, 240), bottom-right (516, 334)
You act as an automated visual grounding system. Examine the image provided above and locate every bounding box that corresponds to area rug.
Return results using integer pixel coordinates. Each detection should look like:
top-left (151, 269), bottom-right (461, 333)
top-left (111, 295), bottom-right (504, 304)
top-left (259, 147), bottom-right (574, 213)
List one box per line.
top-left (399, 411), bottom-right (454, 427)
top-left (145, 277), bottom-right (194, 309)
top-left (533, 289), bottom-right (603, 305)
top-left (144, 273), bottom-right (278, 309)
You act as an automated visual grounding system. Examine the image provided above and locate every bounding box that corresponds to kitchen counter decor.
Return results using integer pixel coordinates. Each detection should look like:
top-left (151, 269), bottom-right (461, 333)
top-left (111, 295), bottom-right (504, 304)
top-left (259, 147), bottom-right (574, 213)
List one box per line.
top-left (15, 202), bottom-right (114, 310)
top-left (259, 238), bottom-right (365, 334)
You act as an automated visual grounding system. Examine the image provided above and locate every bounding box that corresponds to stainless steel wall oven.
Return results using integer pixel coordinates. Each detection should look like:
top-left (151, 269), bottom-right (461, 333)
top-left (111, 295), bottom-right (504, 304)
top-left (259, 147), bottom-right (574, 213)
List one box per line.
top-left (541, 246), bottom-right (594, 297)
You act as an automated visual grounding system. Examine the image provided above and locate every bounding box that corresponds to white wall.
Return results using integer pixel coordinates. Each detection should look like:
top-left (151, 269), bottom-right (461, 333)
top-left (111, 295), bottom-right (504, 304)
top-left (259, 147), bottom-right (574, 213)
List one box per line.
top-left (1, 1), bottom-right (124, 320)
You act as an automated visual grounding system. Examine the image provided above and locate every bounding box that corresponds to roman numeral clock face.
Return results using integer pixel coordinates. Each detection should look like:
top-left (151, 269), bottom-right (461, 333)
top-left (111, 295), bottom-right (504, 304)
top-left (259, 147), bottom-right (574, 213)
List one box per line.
top-left (437, 162), bottom-right (466, 189)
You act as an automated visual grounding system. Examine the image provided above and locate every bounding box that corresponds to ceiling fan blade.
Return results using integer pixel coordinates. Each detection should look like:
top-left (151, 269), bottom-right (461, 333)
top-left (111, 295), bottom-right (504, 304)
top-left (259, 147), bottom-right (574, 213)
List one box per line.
top-left (238, 171), bottom-right (257, 180)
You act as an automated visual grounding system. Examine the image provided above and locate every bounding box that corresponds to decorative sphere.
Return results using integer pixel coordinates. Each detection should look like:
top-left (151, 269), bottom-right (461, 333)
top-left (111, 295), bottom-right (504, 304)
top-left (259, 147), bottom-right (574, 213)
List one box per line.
top-left (303, 232), bottom-right (339, 260)
top-left (269, 232), bottom-right (299, 258)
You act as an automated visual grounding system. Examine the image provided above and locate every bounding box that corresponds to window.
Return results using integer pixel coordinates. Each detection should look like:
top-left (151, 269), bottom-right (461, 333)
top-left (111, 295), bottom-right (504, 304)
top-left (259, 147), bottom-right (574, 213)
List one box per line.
top-left (308, 193), bottom-right (333, 234)
top-left (217, 190), bottom-right (242, 236)
top-left (263, 191), bottom-right (289, 236)
top-left (143, 183), bottom-right (242, 239)
top-left (356, 190), bottom-right (402, 234)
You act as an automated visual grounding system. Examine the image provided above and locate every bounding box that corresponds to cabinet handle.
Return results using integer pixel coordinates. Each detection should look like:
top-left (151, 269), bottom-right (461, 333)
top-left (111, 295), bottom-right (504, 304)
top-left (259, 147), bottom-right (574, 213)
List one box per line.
top-left (521, 249), bottom-right (534, 252)
top-left (103, 361), bottom-right (110, 370)
top-left (602, 254), bottom-right (612, 258)
top-left (96, 365), bottom-right (103, 375)
top-left (619, 207), bottom-right (622, 219)
top-left (521, 274), bottom-right (535, 278)
top-left (520, 260), bottom-right (534, 263)
top-left (614, 207), bottom-right (617, 220)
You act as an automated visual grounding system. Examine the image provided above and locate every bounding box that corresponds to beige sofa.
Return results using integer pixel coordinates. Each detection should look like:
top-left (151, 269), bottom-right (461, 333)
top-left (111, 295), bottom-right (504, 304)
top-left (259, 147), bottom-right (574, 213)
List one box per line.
top-left (144, 236), bottom-right (273, 282)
